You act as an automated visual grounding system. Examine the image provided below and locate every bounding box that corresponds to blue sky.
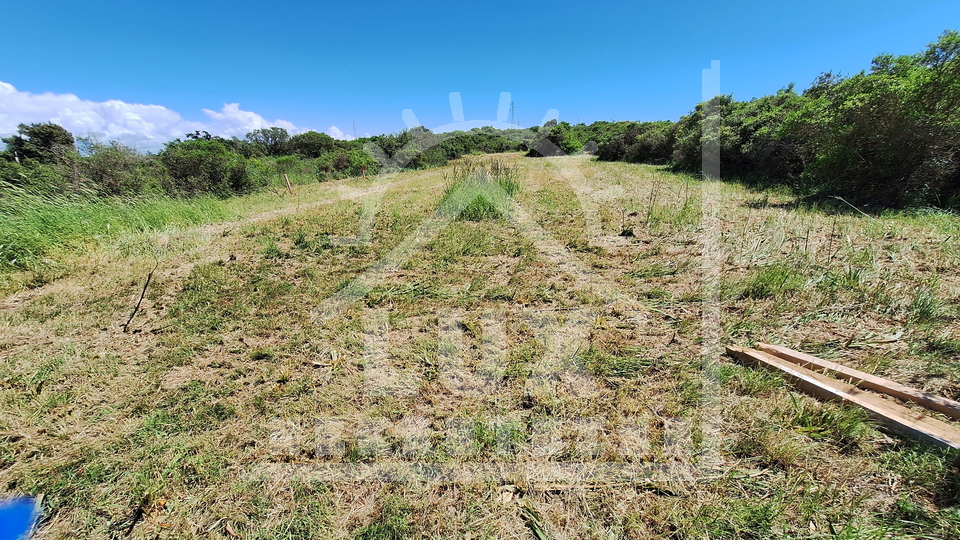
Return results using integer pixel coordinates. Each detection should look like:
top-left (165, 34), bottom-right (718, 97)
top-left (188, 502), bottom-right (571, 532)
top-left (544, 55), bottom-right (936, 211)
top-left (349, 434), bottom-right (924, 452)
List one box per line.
top-left (1, 0), bottom-right (957, 149)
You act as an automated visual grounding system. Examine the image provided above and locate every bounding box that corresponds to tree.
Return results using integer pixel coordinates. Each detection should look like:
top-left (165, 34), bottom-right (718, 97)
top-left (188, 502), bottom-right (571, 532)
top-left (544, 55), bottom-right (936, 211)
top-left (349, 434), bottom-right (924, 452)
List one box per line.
top-left (245, 127), bottom-right (290, 156)
top-left (185, 130), bottom-right (214, 141)
top-left (1, 123), bottom-right (75, 165)
top-left (288, 131), bottom-right (335, 158)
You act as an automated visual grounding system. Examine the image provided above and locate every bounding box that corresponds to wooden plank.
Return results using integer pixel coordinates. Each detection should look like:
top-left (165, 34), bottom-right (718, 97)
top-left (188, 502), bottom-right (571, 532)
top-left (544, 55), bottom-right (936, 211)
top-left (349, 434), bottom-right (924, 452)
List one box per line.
top-left (726, 346), bottom-right (960, 450)
top-left (757, 343), bottom-right (960, 421)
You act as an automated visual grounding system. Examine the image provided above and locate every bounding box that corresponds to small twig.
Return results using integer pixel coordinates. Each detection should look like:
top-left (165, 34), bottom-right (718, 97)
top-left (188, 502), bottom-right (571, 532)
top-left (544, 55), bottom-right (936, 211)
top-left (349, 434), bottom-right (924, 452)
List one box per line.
top-left (805, 303), bottom-right (863, 316)
top-left (828, 242), bottom-right (844, 262)
top-left (123, 258), bottom-right (159, 333)
top-left (645, 179), bottom-right (658, 228)
top-left (831, 196), bottom-right (875, 220)
top-left (824, 215), bottom-right (837, 262)
top-left (122, 494), bottom-right (151, 537)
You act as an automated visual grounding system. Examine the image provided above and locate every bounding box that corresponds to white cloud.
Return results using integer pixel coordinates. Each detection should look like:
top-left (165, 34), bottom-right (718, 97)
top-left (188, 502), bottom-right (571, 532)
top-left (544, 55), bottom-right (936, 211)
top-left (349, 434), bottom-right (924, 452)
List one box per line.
top-left (326, 125), bottom-right (355, 141)
top-left (200, 103), bottom-right (299, 138)
top-left (0, 80), bottom-right (305, 152)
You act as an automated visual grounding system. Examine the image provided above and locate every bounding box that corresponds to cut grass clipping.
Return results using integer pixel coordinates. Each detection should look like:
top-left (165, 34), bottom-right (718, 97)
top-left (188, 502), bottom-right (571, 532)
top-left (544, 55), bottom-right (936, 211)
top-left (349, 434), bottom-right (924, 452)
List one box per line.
top-left (440, 158), bottom-right (521, 220)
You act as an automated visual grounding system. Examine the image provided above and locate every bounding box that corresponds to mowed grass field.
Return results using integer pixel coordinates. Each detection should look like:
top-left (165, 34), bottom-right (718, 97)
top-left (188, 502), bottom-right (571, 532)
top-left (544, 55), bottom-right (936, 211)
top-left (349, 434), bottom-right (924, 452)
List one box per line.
top-left (1, 153), bottom-right (959, 539)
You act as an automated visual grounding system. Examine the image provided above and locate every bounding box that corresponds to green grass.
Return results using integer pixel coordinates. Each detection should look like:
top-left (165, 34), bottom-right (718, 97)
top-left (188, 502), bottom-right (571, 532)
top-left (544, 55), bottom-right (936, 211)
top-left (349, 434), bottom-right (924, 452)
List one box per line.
top-left (736, 262), bottom-right (808, 300)
top-left (582, 346), bottom-right (652, 378)
top-left (440, 158), bottom-right (522, 220)
top-left (627, 259), bottom-right (691, 279)
top-left (0, 184), bottom-right (228, 272)
top-left (711, 363), bottom-right (784, 397)
top-left (353, 498), bottom-right (411, 540)
top-left (909, 285), bottom-right (944, 323)
top-left (786, 394), bottom-right (878, 449)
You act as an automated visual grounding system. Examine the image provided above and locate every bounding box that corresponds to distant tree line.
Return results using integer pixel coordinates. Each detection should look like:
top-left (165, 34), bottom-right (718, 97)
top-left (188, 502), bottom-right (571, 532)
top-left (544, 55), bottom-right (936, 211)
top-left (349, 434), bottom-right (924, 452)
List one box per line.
top-left (539, 30), bottom-right (960, 208)
top-left (0, 121), bottom-right (535, 199)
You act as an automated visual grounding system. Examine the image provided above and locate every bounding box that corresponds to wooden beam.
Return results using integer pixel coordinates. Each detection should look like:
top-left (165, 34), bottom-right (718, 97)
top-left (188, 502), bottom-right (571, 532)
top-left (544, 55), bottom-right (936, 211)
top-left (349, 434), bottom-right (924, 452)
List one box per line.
top-left (726, 346), bottom-right (960, 450)
top-left (757, 343), bottom-right (960, 421)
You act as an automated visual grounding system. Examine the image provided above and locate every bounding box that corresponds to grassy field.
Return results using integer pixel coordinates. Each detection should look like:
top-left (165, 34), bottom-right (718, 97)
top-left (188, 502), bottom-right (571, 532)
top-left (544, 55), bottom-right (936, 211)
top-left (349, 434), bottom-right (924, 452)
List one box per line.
top-left (1, 153), bottom-right (958, 539)
top-left (0, 187), bottom-right (230, 290)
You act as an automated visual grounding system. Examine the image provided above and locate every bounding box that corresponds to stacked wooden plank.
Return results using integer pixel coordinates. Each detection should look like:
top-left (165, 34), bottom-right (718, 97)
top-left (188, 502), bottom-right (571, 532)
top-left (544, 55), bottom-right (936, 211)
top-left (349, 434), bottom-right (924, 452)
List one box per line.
top-left (725, 344), bottom-right (960, 450)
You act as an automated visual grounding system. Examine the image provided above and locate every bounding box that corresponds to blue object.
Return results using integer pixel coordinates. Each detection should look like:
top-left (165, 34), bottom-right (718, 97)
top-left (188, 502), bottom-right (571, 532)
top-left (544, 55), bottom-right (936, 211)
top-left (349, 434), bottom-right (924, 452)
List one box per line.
top-left (0, 498), bottom-right (39, 540)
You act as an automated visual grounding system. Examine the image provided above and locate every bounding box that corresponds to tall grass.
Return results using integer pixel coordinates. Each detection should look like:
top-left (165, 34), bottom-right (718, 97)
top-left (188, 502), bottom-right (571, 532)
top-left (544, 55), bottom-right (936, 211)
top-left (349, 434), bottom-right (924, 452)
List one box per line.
top-left (440, 158), bottom-right (522, 220)
top-left (0, 183), bottom-right (228, 271)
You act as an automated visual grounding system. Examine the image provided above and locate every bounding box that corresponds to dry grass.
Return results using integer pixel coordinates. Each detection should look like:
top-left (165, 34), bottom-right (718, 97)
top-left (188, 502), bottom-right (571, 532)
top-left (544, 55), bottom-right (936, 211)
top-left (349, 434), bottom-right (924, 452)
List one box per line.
top-left (1, 153), bottom-right (958, 539)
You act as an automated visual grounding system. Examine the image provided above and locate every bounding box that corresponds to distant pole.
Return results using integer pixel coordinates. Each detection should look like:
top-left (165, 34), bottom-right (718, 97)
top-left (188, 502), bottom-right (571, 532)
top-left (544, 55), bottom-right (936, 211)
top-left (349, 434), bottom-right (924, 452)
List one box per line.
top-left (284, 173), bottom-right (295, 195)
top-left (362, 165), bottom-right (366, 181)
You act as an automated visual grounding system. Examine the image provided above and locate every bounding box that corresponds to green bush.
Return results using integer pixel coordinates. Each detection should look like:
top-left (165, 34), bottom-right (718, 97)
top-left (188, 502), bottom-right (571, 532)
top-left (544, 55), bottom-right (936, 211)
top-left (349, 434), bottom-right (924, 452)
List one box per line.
top-left (783, 32), bottom-right (960, 206)
top-left (78, 139), bottom-right (163, 196)
top-left (315, 149), bottom-right (380, 180)
top-left (596, 121), bottom-right (675, 164)
top-left (159, 139), bottom-right (261, 196)
top-left (274, 155), bottom-right (302, 177)
top-left (0, 159), bottom-right (73, 195)
top-left (246, 158), bottom-right (274, 188)
top-left (527, 120), bottom-right (590, 157)
top-left (0, 160), bottom-right (29, 187)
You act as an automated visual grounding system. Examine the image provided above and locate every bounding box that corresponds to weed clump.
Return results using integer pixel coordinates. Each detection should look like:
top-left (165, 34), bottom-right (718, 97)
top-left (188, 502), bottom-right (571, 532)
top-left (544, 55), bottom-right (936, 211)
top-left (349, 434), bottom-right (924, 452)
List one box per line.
top-left (439, 158), bottom-right (521, 220)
